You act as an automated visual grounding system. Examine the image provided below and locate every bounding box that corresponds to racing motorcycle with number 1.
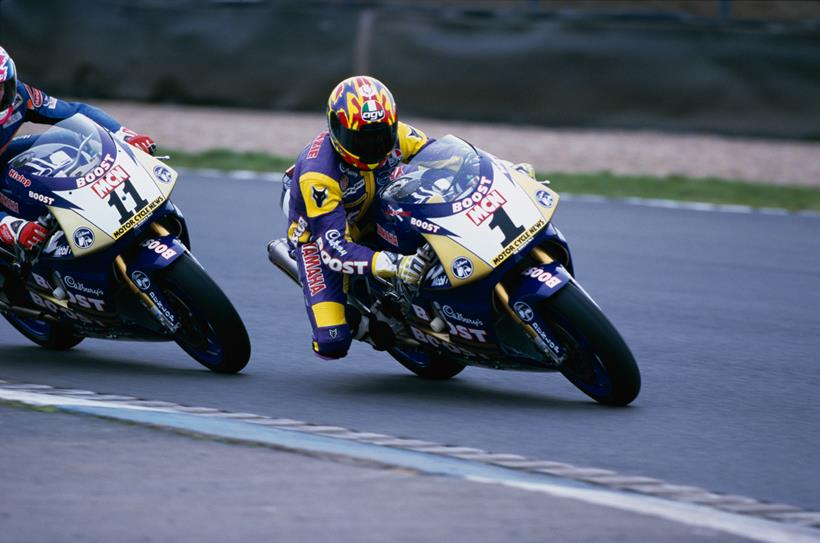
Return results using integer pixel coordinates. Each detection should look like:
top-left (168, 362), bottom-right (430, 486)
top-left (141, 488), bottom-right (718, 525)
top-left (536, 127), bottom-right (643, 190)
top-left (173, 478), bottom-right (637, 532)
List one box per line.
top-left (269, 135), bottom-right (640, 405)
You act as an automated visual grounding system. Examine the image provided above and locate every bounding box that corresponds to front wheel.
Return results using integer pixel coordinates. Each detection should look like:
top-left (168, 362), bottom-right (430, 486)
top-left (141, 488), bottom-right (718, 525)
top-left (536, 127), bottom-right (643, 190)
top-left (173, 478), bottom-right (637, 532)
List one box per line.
top-left (539, 282), bottom-right (640, 406)
top-left (159, 253), bottom-right (251, 373)
top-left (388, 347), bottom-right (466, 380)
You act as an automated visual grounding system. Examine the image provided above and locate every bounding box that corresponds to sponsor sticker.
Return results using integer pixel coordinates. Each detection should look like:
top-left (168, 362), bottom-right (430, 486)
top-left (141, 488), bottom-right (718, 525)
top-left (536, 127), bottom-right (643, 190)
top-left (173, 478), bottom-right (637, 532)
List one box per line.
top-left (28, 191), bottom-right (55, 205)
top-left (73, 227), bottom-right (95, 249)
top-left (63, 276), bottom-right (105, 297)
top-left (342, 178), bottom-right (364, 198)
top-left (301, 242), bottom-right (326, 296)
top-left (153, 165), bottom-right (174, 184)
top-left (491, 218), bottom-right (546, 266)
top-left (141, 238), bottom-right (179, 260)
top-left (148, 290), bottom-right (176, 324)
top-left (75, 153), bottom-right (116, 188)
top-left (441, 305), bottom-right (484, 327)
top-left (409, 327), bottom-right (484, 358)
top-left (2, 111), bottom-right (22, 127)
top-left (465, 189), bottom-right (506, 226)
top-left (385, 206), bottom-right (411, 218)
top-left (288, 216), bottom-right (309, 244)
top-left (451, 257), bottom-right (474, 280)
top-left (359, 83), bottom-right (375, 98)
top-left (28, 87), bottom-right (44, 108)
top-left (411, 304), bottom-right (431, 321)
top-left (361, 100), bottom-right (385, 123)
top-left (318, 247), bottom-right (368, 274)
top-left (29, 291), bottom-right (105, 322)
top-left (324, 228), bottom-right (348, 256)
top-left (451, 176), bottom-right (493, 213)
top-left (112, 196), bottom-right (164, 239)
top-left (131, 270), bottom-right (151, 291)
top-left (513, 301), bottom-right (534, 322)
top-left (307, 132), bottom-right (325, 159)
top-left (8, 169), bottom-right (32, 187)
top-left (376, 223), bottom-right (398, 246)
top-left (0, 193), bottom-right (20, 213)
top-left (91, 169), bottom-right (129, 199)
top-left (410, 217), bottom-right (440, 233)
top-left (523, 266), bottom-right (562, 288)
top-left (535, 190), bottom-right (554, 208)
top-left (55, 245), bottom-right (72, 257)
top-left (446, 321), bottom-right (488, 342)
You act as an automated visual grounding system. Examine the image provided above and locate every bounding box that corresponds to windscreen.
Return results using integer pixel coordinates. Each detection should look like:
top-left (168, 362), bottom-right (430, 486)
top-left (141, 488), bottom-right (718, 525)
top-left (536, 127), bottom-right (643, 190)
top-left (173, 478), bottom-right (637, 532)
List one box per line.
top-left (381, 135), bottom-right (485, 205)
top-left (8, 114), bottom-right (110, 180)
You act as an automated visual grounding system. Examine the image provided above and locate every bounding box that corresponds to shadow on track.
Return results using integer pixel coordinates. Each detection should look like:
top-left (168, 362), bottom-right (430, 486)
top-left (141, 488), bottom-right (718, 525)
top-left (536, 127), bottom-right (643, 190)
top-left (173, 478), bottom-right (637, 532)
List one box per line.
top-left (0, 345), bottom-right (245, 379)
top-left (323, 373), bottom-right (615, 412)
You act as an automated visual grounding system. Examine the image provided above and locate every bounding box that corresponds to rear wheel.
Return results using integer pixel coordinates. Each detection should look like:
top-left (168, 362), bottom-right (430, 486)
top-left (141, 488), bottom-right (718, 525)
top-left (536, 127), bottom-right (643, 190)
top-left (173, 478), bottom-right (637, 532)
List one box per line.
top-left (159, 253), bottom-right (250, 373)
top-left (539, 283), bottom-right (640, 406)
top-left (388, 347), bottom-right (466, 380)
top-left (3, 313), bottom-right (84, 350)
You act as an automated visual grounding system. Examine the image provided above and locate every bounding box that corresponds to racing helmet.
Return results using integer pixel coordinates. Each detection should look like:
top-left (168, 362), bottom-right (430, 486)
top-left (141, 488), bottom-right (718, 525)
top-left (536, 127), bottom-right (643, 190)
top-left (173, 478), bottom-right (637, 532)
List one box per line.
top-left (0, 47), bottom-right (17, 125)
top-left (327, 75), bottom-right (398, 171)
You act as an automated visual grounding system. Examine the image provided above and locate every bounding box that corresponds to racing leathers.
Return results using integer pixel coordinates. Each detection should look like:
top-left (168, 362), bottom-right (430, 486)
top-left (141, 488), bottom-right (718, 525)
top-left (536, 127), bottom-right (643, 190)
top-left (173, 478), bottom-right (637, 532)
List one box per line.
top-left (0, 81), bottom-right (141, 246)
top-left (286, 122), bottom-right (429, 358)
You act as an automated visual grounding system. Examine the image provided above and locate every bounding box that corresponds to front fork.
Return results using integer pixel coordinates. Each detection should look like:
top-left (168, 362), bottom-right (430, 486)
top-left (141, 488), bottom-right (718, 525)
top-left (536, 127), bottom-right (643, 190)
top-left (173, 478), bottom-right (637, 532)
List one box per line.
top-left (115, 223), bottom-right (187, 334)
top-left (495, 247), bottom-right (573, 365)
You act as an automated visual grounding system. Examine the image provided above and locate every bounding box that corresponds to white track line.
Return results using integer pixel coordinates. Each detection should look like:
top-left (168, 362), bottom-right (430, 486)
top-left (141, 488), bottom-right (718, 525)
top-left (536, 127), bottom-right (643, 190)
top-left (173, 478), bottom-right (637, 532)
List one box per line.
top-left (2, 384), bottom-right (819, 543)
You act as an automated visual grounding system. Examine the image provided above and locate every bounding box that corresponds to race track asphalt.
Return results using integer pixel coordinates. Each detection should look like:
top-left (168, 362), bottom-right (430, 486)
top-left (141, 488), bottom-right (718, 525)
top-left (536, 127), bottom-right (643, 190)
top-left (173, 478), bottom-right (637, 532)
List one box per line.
top-left (1, 172), bottom-right (819, 513)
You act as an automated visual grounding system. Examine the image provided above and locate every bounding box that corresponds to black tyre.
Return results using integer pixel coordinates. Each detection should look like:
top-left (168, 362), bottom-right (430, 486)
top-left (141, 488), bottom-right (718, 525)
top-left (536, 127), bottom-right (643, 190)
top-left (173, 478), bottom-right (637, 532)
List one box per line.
top-left (159, 253), bottom-right (250, 373)
top-left (388, 347), bottom-right (466, 380)
top-left (3, 312), bottom-right (84, 350)
top-left (540, 282), bottom-right (640, 406)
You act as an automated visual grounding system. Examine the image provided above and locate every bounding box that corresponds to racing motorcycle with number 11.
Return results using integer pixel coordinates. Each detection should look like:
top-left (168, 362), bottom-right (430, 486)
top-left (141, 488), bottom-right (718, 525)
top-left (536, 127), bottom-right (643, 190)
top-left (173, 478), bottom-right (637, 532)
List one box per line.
top-left (0, 114), bottom-right (250, 372)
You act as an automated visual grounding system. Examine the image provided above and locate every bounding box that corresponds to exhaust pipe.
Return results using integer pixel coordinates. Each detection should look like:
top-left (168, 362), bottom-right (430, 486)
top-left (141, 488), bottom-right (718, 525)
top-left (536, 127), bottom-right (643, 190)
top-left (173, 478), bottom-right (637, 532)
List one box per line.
top-left (267, 239), bottom-right (300, 286)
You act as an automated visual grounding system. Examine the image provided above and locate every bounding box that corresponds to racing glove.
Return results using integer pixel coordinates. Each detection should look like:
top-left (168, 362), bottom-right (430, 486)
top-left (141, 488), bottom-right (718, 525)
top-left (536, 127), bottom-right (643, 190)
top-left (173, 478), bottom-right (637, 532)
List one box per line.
top-left (373, 246), bottom-right (433, 285)
top-left (125, 133), bottom-right (157, 155)
top-left (117, 127), bottom-right (157, 155)
top-left (0, 216), bottom-right (48, 250)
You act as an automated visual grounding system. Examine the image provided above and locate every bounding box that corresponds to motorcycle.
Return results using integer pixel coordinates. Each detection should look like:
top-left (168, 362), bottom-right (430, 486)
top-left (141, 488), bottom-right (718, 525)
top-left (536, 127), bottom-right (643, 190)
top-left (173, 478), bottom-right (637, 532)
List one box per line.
top-left (0, 114), bottom-right (250, 373)
top-left (268, 135), bottom-right (639, 405)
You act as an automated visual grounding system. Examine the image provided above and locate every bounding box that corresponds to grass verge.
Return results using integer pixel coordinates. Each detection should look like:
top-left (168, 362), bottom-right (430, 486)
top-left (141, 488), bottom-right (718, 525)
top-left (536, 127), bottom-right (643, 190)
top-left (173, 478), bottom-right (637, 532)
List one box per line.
top-left (162, 148), bottom-right (295, 173)
top-left (161, 148), bottom-right (820, 212)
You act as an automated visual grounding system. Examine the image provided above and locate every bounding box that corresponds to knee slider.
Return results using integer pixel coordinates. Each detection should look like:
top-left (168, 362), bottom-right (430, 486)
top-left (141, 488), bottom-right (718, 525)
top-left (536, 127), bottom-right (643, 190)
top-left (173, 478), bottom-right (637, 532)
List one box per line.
top-left (313, 324), bottom-right (352, 359)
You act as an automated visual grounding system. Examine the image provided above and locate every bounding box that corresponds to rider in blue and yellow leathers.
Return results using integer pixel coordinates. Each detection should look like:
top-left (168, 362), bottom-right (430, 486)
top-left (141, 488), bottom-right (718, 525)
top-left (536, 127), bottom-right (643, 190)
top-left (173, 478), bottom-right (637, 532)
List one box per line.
top-left (285, 76), bottom-right (432, 359)
top-left (0, 46), bottom-right (155, 251)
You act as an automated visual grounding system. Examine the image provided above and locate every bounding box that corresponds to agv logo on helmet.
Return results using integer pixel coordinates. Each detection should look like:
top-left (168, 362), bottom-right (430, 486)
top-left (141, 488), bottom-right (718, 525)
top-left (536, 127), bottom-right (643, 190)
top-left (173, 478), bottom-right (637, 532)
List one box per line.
top-left (361, 100), bottom-right (385, 123)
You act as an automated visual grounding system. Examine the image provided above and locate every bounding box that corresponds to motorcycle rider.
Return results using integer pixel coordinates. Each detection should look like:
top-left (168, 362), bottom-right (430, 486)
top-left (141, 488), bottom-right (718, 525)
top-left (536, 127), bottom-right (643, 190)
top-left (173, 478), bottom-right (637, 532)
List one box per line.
top-left (0, 45), bottom-right (156, 252)
top-left (282, 75), bottom-right (433, 359)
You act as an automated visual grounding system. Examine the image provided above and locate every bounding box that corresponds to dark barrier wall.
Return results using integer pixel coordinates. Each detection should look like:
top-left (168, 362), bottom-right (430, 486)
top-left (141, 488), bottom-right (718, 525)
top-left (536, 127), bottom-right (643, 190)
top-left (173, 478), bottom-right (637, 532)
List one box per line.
top-left (2, 0), bottom-right (819, 138)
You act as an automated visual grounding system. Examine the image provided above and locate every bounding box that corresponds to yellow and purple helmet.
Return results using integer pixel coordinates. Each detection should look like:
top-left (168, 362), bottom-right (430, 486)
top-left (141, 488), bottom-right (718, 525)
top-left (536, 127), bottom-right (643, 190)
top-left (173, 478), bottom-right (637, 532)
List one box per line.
top-left (327, 75), bottom-right (398, 171)
top-left (0, 46), bottom-right (18, 125)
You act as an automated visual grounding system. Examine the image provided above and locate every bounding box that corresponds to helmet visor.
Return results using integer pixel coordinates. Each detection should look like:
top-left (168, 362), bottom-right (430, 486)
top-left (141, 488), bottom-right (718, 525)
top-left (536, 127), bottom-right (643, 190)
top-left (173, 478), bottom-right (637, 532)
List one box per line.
top-left (0, 77), bottom-right (16, 111)
top-left (333, 118), bottom-right (398, 165)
